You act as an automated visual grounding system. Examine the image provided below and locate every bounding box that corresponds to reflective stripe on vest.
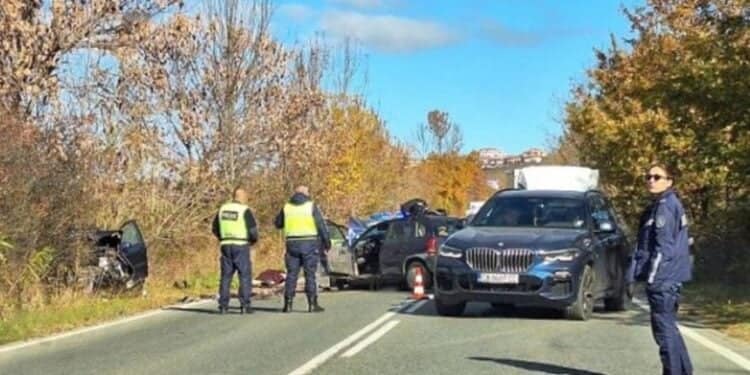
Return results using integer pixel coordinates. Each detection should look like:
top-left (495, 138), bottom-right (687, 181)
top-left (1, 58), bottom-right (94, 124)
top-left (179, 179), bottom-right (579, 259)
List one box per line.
top-left (219, 202), bottom-right (249, 245)
top-left (283, 201), bottom-right (318, 238)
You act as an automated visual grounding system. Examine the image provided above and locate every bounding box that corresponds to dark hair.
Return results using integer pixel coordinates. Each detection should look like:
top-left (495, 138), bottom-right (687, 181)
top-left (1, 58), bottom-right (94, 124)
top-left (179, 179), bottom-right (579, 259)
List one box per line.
top-left (648, 162), bottom-right (678, 182)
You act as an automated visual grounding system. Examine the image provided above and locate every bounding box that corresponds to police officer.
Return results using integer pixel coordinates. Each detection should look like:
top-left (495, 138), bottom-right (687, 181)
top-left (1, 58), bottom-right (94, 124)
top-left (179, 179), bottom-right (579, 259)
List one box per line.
top-left (274, 185), bottom-right (331, 313)
top-left (628, 163), bottom-right (693, 375)
top-left (212, 187), bottom-right (259, 315)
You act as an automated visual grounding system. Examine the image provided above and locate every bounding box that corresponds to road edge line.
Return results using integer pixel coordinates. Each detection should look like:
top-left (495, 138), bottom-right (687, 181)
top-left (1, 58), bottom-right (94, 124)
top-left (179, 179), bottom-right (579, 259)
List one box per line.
top-left (632, 297), bottom-right (750, 372)
top-left (0, 298), bottom-right (212, 354)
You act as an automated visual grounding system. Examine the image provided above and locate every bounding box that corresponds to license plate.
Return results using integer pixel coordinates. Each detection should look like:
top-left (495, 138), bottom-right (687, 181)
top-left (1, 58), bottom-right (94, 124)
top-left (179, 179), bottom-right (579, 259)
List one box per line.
top-left (477, 273), bottom-right (519, 284)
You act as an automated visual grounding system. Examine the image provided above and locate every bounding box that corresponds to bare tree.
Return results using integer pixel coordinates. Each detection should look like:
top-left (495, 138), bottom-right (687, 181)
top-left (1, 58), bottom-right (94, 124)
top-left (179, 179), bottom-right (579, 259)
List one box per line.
top-left (415, 109), bottom-right (463, 156)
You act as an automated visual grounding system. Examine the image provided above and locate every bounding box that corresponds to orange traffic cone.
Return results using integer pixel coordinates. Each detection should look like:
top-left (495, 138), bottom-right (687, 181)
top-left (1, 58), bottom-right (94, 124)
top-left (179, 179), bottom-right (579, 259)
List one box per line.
top-left (411, 267), bottom-right (426, 300)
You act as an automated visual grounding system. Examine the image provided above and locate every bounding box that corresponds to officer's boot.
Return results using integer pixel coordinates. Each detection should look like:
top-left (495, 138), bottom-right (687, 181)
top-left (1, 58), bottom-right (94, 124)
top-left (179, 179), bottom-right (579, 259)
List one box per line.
top-left (282, 297), bottom-right (293, 313)
top-left (240, 304), bottom-right (254, 315)
top-left (308, 296), bottom-right (325, 313)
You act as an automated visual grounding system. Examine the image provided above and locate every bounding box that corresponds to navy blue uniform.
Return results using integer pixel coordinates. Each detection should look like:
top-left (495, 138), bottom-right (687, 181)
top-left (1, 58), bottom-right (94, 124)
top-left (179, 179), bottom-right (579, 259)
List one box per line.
top-left (274, 193), bottom-right (331, 299)
top-left (212, 206), bottom-right (259, 309)
top-left (628, 188), bottom-right (693, 375)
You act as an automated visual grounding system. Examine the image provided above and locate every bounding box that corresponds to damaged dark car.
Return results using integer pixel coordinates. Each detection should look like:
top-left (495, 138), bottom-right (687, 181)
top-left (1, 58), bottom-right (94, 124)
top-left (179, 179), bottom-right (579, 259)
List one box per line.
top-left (327, 199), bottom-right (464, 290)
top-left (80, 220), bottom-right (149, 293)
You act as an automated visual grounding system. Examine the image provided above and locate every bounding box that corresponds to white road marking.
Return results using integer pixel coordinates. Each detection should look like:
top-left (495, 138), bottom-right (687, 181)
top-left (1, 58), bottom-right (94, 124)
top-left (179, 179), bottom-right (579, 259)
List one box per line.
top-left (288, 312), bottom-right (398, 375)
top-left (340, 320), bottom-right (401, 358)
top-left (289, 298), bottom-right (418, 375)
top-left (0, 299), bottom-right (212, 354)
top-left (405, 299), bottom-right (428, 314)
top-left (632, 297), bottom-right (750, 372)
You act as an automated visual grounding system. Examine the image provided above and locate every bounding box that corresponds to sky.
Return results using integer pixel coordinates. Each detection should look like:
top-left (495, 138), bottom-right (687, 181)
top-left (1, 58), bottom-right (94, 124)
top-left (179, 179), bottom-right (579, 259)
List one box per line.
top-left (211, 0), bottom-right (647, 155)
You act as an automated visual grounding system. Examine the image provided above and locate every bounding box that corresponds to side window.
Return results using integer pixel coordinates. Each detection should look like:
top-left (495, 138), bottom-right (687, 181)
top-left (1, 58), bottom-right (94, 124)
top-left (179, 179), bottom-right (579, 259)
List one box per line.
top-left (386, 221), bottom-right (411, 241)
top-left (328, 224), bottom-right (345, 241)
top-left (604, 198), bottom-right (622, 227)
top-left (121, 222), bottom-right (144, 247)
top-left (414, 222), bottom-right (426, 238)
top-left (588, 195), bottom-right (614, 225)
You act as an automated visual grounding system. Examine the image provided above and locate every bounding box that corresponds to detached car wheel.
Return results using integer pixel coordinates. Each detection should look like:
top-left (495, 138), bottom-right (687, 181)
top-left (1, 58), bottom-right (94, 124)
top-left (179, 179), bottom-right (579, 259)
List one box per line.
top-left (565, 265), bottom-right (595, 321)
top-left (435, 298), bottom-right (466, 317)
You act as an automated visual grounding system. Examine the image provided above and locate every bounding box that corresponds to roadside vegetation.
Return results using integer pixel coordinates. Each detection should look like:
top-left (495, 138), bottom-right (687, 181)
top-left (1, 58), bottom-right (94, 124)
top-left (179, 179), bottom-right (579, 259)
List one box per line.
top-left (0, 0), bottom-right (747, 345)
top-left (560, 0), bottom-right (750, 341)
top-left (681, 284), bottom-right (750, 343)
top-left (0, 0), bottom-right (489, 343)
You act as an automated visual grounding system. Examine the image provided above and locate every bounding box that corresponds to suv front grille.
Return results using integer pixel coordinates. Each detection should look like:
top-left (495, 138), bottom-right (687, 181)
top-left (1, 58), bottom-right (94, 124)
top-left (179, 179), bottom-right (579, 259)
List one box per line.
top-left (465, 248), bottom-right (535, 273)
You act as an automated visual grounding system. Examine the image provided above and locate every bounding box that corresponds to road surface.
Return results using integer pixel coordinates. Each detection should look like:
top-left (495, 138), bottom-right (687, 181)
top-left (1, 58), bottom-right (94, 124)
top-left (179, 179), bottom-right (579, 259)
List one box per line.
top-left (1, 289), bottom-right (749, 374)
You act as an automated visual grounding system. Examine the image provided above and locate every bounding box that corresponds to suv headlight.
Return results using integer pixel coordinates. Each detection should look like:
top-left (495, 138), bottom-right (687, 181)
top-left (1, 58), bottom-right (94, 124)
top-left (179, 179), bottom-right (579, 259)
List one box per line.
top-left (438, 245), bottom-right (463, 259)
top-left (540, 248), bottom-right (582, 263)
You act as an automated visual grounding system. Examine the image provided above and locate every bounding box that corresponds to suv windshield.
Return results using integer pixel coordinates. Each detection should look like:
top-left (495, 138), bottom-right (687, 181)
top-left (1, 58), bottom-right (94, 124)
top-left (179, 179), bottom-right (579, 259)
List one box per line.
top-left (471, 196), bottom-right (586, 229)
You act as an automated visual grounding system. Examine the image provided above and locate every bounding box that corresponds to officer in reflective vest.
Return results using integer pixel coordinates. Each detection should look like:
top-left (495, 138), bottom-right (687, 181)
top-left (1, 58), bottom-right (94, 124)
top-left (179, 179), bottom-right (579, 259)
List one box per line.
top-left (274, 185), bottom-right (331, 313)
top-left (627, 163), bottom-right (693, 375)
top-left (212, 187), bottom-right (259, 315)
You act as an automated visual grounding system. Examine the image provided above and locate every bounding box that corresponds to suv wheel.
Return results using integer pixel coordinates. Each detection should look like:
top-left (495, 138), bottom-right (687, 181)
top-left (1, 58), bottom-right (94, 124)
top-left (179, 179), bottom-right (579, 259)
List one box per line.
top-left (405, 261), bottom-right (432, 290)
top-left (435, 298), bottom-right (466, 317)
top-left (565, 265), bottom-right (595, 321)
top-left (332, 277), bottom-right (347, 291)
top-left (604, 281), bottom-right (629, 311)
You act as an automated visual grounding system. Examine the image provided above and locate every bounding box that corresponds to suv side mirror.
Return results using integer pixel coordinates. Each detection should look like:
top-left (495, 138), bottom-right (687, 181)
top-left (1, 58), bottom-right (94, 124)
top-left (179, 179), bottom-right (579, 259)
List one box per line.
top-left (596, 221), bottom-right (615, 233)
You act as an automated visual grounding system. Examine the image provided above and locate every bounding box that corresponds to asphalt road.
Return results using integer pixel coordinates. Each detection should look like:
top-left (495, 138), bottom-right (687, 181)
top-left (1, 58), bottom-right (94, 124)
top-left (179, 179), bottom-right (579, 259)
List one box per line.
top-left (1, 289), bottom-right (749, 375)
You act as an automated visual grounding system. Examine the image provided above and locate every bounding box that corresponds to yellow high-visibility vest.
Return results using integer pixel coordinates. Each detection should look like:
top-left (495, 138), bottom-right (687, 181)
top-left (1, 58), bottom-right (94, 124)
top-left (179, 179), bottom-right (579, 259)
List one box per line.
top-left (283, 201), bottom-right (318, 238)
top-left (218, 202), bottom-right (249, 245)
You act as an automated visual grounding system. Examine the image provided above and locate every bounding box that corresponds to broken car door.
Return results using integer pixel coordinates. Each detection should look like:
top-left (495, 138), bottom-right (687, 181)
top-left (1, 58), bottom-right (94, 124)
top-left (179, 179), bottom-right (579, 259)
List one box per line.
top-left (380, 219), bottom-right (413, 278)
top-left (119, 221), bottom-right (149, 282)
top-left (326, 221), bottom-right (356, 277)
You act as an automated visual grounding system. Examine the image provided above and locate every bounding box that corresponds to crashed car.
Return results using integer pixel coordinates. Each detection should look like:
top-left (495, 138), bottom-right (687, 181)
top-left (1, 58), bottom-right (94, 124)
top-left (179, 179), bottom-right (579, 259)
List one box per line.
top-left (326, 199), bottom-right (463, 290)
top-left (79, 220), bottom-right (149, 293)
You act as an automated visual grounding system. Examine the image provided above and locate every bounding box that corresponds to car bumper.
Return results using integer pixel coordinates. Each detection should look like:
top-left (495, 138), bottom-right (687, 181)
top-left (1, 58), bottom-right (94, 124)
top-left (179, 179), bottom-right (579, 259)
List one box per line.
top-left (434, 258), bottom-right (583, 309)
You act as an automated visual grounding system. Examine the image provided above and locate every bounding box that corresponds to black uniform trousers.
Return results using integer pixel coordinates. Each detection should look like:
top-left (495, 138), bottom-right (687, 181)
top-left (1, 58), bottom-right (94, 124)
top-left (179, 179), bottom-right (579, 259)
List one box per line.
top-left (647, 283), bottom-right (693, 375)
top-left (219, 244), bottom-right (252, 308)
top-left (284, 239), bottom-right (320, 299)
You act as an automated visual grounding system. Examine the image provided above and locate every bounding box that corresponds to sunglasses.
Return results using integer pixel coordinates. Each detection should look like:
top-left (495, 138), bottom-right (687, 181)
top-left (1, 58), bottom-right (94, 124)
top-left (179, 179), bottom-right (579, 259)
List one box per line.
top-left (645, 174), bottom-right (669, 181)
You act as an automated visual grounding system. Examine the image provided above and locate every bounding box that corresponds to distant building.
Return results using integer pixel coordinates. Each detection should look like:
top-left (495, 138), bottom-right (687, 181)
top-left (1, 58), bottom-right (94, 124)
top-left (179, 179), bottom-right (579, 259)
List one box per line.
top-left (504, 155), bottom-right (522, 164)
top-left (486, 179), bottom-right (500, 190)
top-left (478, 148), bottom-right (505, 169)
top-left (479, 148), bottom-right (505, 159)
top-left (521, 148), bottom-right (546, 164)
top-left (478, 147), bottom-right (546, 169)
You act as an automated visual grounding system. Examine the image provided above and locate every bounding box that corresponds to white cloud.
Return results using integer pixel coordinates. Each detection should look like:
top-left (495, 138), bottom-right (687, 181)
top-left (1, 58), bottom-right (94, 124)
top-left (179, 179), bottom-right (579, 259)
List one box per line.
top-left (480, 20), bottom-right (591, 47)
top-left (320, 11), bottom-right (460, 53)
top-left (329, 0), bottom-right (387, 10)
top-left (278, 3), bottom-right (315, 22)
top-left (480, 21), bottom-right (544, 47)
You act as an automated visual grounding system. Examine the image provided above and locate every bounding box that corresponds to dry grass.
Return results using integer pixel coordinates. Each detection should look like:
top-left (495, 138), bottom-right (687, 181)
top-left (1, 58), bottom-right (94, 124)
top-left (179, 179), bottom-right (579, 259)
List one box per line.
top-left (681, 283), bottom-right (750, 343)
top-left (0, 240), bottom-right (285, 346)
top-left (0, 280), bottom-right (204, 346)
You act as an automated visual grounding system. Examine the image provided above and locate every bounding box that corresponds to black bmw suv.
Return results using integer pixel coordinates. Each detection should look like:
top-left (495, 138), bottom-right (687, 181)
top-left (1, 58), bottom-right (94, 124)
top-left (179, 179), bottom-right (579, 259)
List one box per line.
top-left (434, 189), bottom-right (631, 320)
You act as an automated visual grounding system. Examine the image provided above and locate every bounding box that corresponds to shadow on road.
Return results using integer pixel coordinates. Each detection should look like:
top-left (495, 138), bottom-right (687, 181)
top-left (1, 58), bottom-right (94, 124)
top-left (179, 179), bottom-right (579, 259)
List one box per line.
top-left (591, 308), bottom-right (651, 327)
top-left (404, 299), bottom-right (668, 327)
top-left (402, 300), bottom-right (565, 320)
top-left (468, 357), bottom-right (606, 375)
top-left (164, 306), bottom-right (283, 314)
